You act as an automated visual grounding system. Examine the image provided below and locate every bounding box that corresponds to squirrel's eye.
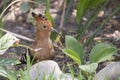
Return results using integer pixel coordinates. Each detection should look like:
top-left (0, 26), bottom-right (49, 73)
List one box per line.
top-left (43, 25), bottom-right (47, 28)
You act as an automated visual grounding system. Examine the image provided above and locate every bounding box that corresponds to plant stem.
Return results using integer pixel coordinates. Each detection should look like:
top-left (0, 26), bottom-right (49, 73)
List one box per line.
top-left (85, 5), bottom-right (120, 46)
top-left (12, 43), bottom-right (33, 51)
top-left (77, 0), bottom-right (109, 41)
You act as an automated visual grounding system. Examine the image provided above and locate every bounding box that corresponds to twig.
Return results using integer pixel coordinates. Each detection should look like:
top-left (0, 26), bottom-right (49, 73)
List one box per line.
top-left (12, 43), bottom-right (33, 50)
top-left (0, 0), bottom-right (20, 19)
top-left (0, 0), bottom-right (41, 19)
top-left (55, 0), bottom-right (66, 49)
top-left (59, 0), bottom-right (67, 31)
top-left (0, 0), bottom-right (43, 41)
top-left (0, 28), bottom-right (34, 42)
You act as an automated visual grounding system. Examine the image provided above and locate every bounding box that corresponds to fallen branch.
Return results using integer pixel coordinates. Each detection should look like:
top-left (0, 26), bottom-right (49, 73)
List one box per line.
top-left (0, 28), bottom-right (34, 42)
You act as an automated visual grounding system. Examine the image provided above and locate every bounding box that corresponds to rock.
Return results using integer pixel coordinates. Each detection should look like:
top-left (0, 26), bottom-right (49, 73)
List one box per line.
top-left (95, 62), bottom-right (120, 80)
top-left (29, 60), bottom-right (78, 80)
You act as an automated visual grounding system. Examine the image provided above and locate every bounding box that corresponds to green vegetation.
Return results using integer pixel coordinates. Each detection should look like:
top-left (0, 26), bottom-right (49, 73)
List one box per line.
top-left (76, 0), bottom-right (120, 46)
top-left (62, 35), bottom-right (116, 79)
top-left (0, 0), bottom-right (120, 80)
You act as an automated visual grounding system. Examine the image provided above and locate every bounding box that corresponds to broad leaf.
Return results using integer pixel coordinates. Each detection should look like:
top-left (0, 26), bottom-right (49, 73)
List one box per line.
top-left (76, 0), bottom-right (104, 24)
top-left (0, 58), bottom-right (21, 66)
top-left (45, 11), bottom-right (54, 27)
top-left (45, 0), bottom-right (56, 41)
top-left (88, 0), bottom-right (104, 9)
top-left (62, 48), bottom-right (81, 65)
top-left (79, 63), bottom-right (98, 73)
top-left (76, 0), bottom-right (88, 24)
top-left (0, 66), bottom-right (8, 78)
top-left (0, 33), bottom-right (19, 55)
top-left (45, 11), bottom-right (57, 42)
top-left (65, 35), bottom-right (84, 63)
top-left (0, 66), bottom-right (16, 80)
top-left (89, 43), bottom-right (117, 63)
top-left (45, 0), bottom-right (54, 26)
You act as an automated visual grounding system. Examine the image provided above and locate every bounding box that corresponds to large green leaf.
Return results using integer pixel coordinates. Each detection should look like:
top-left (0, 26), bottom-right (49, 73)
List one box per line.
top-left (76, 0), bottom-right (104, 24)
top-left (45, 0), bottom-right (56, 41)
top-left (45, 0), bottom-right (54, 26)
top-left (76, 0), bottom-right (88, 24)
top-left (79, 63), bottom-right (98, 73)
top-left (0, 33), bottom-right (19, 55)
top-left (45, 11), bottom-right (57, 42)
top-left (0, 58), bottom-right (20, 79)
top-left (89, 43), bottom-right (117, 63)
top-left (0, 66), bottom-right (17, 80)
top-left (0, 58), bottom-right (21, 66)
top-left (45, 11), bottom-right (54, 27)
top-left (65, 35), bottom-right (85, 63)
top-left (88, 0), bottom-right (104, 9)
top-left (0, 66), bottom-right (8, 78)
top-left (62, 48), bottom-right (81, 65)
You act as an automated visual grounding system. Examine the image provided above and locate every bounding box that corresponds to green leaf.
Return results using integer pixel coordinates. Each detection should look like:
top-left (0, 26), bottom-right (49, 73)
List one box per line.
top-left (0, 58), bottom-right (20, 80)
top-left (79, 63), bottom-right (98, 73)
top-left (76, 0), bottom-right (87, 24)
top-left (20, 2), bottom-right (30, 13)
top-left (45, 0), bottom-right (54, 26)
top-left (64, 0), bottom-right (73, 24)
top-left (0, 33), bottom-right (19, 55)
top-left (89, 43), bottom-right (117, 63)
top-left (0, 66), bottom-right (17, 80)
top-left (0, 66), bottom-right (8, 78)
top-left (45, 11), bottom-right (57, 41)
top-left (65, 35), bottom-right (85, 63)
top-left (62, 48), bottom-right (81, 65)
top-left (88, 0), bottom-right (104, 9)
top-left (0, 58), bottom-right (21, 66)
top-left (45, 0), bottom-right (56, 41)
top-left (76, 0), bottom-right (104, 24)
top-left (45, 11), bottom-right (54, 27)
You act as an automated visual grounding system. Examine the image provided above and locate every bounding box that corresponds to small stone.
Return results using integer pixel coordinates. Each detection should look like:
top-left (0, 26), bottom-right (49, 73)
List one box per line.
top-left (95, 62), bottom-right (120, 80)
top-left (29, 60), bottom-right (78, 80)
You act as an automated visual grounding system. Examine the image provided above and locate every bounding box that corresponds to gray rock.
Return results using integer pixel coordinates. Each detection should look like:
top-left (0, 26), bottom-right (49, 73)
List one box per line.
top-left (95, 62), bottom-right (120, 80)
top-left (30, 60), bottom-right (78, 80)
